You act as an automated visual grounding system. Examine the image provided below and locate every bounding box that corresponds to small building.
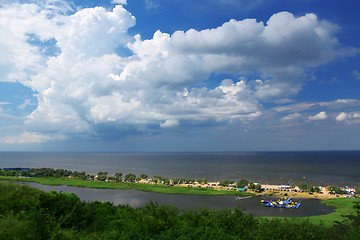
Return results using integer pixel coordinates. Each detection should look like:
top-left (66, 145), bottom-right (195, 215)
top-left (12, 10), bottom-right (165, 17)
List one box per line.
top-left (279, 185), bottom-right (291, 191)
top-left (237, 188), bottom-right (246, 191)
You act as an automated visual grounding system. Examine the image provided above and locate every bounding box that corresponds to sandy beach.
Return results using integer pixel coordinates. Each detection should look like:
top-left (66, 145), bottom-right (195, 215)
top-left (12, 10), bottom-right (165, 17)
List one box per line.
top-left (256, 190), bottom-right (346, 200)
top-left (167, 182), bottom-right (352, 200)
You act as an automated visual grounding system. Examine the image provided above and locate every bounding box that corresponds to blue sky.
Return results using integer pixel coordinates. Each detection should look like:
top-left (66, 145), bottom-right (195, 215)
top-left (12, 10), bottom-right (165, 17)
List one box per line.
top-left (0, 0), bottom-right (359, 152)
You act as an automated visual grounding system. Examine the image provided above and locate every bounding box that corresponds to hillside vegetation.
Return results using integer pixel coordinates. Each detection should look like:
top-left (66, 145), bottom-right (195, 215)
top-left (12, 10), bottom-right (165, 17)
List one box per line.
top-left (1, 181), bottom-right (359, 240)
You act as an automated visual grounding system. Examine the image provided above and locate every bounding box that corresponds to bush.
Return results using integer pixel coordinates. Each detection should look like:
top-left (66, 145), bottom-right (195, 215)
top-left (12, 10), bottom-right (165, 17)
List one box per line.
top-left (237, 179), bottom-right (249, 188)
top-left (1, 181), bottom-right (360, 239)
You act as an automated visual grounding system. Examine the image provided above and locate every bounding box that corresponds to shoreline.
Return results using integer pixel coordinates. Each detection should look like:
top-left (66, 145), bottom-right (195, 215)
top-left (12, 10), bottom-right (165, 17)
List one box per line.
top-left (2, 176), bottom-right (360, 226)
top-left (258, 190), bottom-right (348, 200)
top-left (0, 175), bottom-right (354, 200)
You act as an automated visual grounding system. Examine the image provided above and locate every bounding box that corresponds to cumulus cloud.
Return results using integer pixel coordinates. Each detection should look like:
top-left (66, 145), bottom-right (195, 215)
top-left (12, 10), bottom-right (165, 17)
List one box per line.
top-left (336, 112), bottom-right (347, 121)
top-left (170, 12), bottom-right (356, 99)
top-left (309, 111), bottom-right (328, 120)
top-left (160, 119), bottom-right (179, 128)
top-left (0, 1), bottom-right (357, 143)
top-left (336, 112), bottom-right (360, 124)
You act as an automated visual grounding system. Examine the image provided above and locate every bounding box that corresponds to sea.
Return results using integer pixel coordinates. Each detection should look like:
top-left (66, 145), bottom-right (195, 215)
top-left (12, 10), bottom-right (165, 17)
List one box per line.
top-left (1, 151), bottom-right (359, 186)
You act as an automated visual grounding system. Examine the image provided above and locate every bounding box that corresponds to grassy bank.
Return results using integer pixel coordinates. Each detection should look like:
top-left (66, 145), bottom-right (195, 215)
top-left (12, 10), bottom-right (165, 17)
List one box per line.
top-left (271, 198), bottom-right (360, 226)
top-left (304, 198), bottom-right (360, 226)
top-left (0, 176), bottom-right (254, 196)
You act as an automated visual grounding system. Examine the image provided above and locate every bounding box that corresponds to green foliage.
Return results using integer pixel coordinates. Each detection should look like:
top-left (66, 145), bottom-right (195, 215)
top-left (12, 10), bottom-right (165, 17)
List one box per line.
top-left (140, 173), bottom-right (148, 179)
top-left (0, 168), bottom-right (74, 178)
top-left (163, 178), bottom-right (170, 185)
top-left (329, 185), bottom-right (347, 194)
top-left (114, 172), bottom-right (122, 181)
top-left (178, 178), bottom-right (194, 184)
top-left (97, 172), bottom-right (108, 181)
top-left (124, 173), bottom-right (136, 182)
top-left (255, 184), bottom-right (262, 191)
top-left (249, 182), bottom-right (256, 189)
top-left (219, 179), bottom-right (234, 187)
top-left (0, 181), bottom-right (41, 215)
top-left (299, 182), bottom-right (316, 192)
top-left (1, 181), bottom-right (360, 240)
top-left (172, 178), bottom-right (180, 184)
top-left (355, 186), bottom-right (360, 195)
top-left (71, 171), bottom-right (86, 179)
top-left (255, 218), bottom-right (332, 240)
top-left (237, 178), bottom-right (249, 188)
top-left (197, 177), bottom-right (208, 184)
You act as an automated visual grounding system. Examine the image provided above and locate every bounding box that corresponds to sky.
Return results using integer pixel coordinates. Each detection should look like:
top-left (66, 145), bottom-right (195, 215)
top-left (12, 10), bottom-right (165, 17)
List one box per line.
top-left (0, 0), bottom-right (359, 152)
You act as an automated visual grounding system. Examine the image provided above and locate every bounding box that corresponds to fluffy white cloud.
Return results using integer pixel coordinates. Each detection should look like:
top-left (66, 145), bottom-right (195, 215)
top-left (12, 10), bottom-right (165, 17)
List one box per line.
top-left (309, 111), bottom-right (328, 120)
top-left (0, 1), bottom-right (357, 142)
top-left (160, 119), bottom-right (179, 128)
top-left (336, 112), bottom-right (360, 124)
top-left (170, 12), bottom-right (356, 99)
top-left (336, 112), bottom-right (348, 121)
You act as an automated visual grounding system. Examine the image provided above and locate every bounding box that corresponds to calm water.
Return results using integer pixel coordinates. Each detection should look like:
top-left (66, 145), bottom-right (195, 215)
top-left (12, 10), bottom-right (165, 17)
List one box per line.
top-left (1, 151), bottom-right (360, 185)
top-left (21, 182), bottom-right (335, 217)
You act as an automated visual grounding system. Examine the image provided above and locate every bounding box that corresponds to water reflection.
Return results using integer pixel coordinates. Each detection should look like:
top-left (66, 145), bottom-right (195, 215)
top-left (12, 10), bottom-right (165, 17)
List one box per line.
top-left (22, 182), bottom-right (335, 217)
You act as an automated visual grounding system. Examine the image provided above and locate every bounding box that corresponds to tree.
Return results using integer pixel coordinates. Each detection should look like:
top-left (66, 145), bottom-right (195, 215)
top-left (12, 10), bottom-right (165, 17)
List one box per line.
top-left (154, 175), bottom-right (163, 183)
top-left (97, 172), bottom-right (108, 181)
top-left (237, 179), bottom-right (249, 188)
top-left (180, 178), bottom-right (187, 184)
top-left (124, 173), bottom-right (136, 182)
top-left (329, 186), bottom-right (346, 194)
top-left (163, 178), bottom-right (170, 185)
top-left (140, 173), bottom-right (148, 179)
top-left (219, 180), bottom-right (234, 187)
top-left (249, 183), bottom-right (256, 190)
top-left (114, 172), bottom-right (122, 181)
top-left (197, 178), bottom-right (208, 184)
top-left (172, 178), bottom-right (181, 184)
top-left (255, 184), bottom-right (262, 191)
top-left (299, 183), bottom-right (313, 192)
